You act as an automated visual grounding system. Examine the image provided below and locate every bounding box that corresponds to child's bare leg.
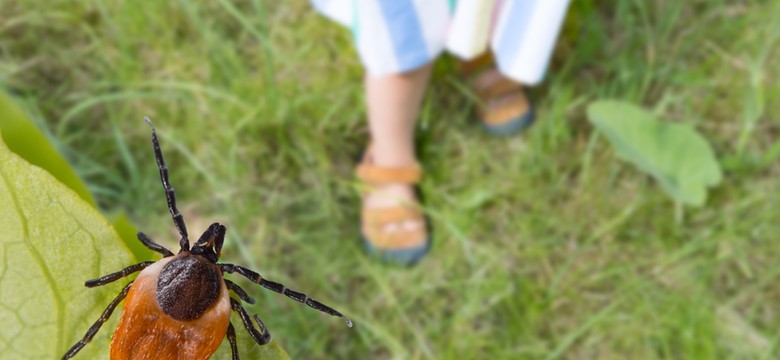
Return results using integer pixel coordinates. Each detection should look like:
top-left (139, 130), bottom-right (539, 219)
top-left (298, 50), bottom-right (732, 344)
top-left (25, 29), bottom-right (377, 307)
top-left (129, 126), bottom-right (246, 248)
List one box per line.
top-left (364, 64), bottom-right (432, 232)
top-left (366, 64), bottom-right (431, 166)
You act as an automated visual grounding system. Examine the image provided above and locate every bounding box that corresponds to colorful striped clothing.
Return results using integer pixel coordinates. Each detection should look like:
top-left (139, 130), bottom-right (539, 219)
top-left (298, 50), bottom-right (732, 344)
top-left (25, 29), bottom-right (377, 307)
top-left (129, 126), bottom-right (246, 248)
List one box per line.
top-left (312, 0), bottom-right (571, 85)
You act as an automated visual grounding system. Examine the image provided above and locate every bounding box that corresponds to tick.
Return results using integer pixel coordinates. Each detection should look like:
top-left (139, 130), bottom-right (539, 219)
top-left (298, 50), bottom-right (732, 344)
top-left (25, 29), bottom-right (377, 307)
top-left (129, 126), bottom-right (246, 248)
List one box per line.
top-left (62, 117), bottom-right (352, 360)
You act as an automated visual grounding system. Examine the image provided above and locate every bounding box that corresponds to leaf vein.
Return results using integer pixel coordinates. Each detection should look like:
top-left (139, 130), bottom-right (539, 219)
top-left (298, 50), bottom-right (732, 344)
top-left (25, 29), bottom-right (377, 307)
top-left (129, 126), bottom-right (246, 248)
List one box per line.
top-left (0, 168), bottom-right (66, 355)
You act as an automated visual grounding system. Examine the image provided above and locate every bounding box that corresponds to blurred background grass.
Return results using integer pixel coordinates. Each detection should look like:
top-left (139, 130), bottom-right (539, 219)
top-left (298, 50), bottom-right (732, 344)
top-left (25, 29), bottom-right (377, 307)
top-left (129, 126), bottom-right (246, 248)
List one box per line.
top-left (1, 0), bottom-right (779, 359)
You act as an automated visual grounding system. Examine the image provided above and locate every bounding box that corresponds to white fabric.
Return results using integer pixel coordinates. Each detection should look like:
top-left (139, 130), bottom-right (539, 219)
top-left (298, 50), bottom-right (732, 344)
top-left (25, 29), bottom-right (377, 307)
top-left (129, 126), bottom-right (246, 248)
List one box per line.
top-left (313, 0), bottom-right (572, 86)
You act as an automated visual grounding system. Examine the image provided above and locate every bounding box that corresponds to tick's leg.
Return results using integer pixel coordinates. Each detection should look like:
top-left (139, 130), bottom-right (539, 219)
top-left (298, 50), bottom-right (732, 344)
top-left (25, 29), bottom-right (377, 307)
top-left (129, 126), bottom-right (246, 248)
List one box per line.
top-left (62, 281), bottom-right (133, 359)
top-left (230, 298), bottom-right (272, 345)
top-left (221, 264), bottom-right (353, 327)
top-left (85, 261), bottom-right (154, 287)
top-left (225, 279), bottom-right (255, 304)
top-left (137, 232), bottom-right (174, 257)
top-left (145, 117), bottom-right (189, 253)
top-left (227, 322), bottom-right (240, 360)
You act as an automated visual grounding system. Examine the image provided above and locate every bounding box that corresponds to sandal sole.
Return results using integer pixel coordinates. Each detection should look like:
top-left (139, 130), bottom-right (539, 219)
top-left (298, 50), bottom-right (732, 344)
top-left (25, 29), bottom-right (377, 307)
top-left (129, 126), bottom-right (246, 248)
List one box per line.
top-left (482, 106), bottom-right (536, 137)
top-left (361, 234), bottom-right (430, 266)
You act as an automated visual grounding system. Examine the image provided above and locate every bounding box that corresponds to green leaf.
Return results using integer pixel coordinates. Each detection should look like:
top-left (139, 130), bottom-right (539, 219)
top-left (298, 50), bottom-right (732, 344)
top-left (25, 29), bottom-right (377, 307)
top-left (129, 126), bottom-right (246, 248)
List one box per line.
top-left (0, 92), bottom-right (95, 206)
top-left (0, 129), bottom-right (136, 359)
top-left (0, 91), bottom-right (151, 261)
top-left (0, 131), bottom-right (290, 359)
top-left (587, 100), bottom-right (722, 206)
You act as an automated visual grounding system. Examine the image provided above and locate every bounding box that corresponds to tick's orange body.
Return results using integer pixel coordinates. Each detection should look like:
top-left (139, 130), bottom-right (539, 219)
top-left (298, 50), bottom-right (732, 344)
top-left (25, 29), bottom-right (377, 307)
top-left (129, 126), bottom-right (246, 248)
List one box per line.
top-left (109, 255), bottom-right (230, 360)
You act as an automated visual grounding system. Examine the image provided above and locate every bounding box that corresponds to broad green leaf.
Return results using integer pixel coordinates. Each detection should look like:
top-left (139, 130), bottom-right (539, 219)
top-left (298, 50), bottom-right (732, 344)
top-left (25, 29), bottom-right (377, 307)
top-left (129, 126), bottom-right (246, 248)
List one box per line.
top-left (0, 130), bottom-right (135, 359)
top-left (0, 91), bottom-right (151, 261)
top-left (587, 100), bottom-right (722, 206)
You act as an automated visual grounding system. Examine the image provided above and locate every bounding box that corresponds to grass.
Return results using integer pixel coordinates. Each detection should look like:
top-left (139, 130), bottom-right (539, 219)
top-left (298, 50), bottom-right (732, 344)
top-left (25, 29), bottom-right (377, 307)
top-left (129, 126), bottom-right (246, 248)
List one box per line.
top-left (2, 0), bottom-right (780, 359)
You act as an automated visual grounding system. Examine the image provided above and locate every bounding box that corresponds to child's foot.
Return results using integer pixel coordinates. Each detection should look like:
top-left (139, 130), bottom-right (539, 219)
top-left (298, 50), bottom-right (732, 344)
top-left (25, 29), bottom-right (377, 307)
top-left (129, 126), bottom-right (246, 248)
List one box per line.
top-left (461, 55), bottom-right (535, 136)
top-left (472, 68), bottom-right (535, 136)
top-left (356, 149), bottom-right (430, 265)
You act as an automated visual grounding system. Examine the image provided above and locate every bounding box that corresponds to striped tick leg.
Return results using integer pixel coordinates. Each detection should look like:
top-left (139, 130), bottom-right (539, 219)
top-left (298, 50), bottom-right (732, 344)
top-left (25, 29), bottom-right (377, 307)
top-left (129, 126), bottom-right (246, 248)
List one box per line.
top-left (62, 282), bottom-right (134, 359)
top-left (220, 264), bottom-right (352, 328)
top-left (226, 322), bottom-right (240, 360)
top-left (230, 298), bottom-right (272, 346)
top-left (137, 232), bottom-right (174, 257)
top-left (84, 261), bottom-right (155, 288)
top-left (145, 116), bottom-right (190, 253)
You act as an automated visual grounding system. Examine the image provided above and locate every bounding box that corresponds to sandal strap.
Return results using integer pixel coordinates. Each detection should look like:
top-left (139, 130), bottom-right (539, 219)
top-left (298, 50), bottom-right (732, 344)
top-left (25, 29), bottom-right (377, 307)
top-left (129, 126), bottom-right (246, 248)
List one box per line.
top-left (363, 207), bottom-right (423, 226)
top-left (356, 163), bottom-right (422, 184)
top-left (481, 91), bottom-right (531, 125)
top-left (364, 226), bottom-right (428, 248)
top-left (362, 207), bottom-right (427, 249)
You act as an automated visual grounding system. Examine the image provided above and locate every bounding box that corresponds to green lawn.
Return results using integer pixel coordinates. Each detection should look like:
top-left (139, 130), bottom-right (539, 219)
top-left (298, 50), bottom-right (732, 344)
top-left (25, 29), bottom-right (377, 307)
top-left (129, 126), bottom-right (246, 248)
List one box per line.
top-left (2, 0), bottom-right (779, 359)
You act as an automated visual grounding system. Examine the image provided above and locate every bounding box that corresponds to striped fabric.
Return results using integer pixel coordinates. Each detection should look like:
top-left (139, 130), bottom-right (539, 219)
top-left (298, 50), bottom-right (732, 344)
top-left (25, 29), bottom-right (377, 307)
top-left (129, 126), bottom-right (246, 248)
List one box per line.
top-left (312, 0), bottom-right (571, 85)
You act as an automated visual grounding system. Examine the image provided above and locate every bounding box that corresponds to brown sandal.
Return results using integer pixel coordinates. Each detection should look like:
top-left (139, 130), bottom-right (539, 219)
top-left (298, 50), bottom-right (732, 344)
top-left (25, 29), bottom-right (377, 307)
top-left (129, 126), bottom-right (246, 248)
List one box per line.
top-left (356, 150), bottom-right (430, 265)
top-left (461, 53), bottom-right (536, 136)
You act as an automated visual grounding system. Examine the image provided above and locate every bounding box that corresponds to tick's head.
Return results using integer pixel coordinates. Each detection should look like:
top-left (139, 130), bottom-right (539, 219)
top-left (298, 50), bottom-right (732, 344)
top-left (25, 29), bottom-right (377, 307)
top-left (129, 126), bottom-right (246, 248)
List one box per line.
top-left (189, 222), bottom-right (226, 263)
